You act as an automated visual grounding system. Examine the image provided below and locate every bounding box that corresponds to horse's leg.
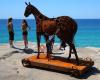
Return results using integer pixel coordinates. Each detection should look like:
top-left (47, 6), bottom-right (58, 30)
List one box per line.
top-left (45, 35), bottom-right (52, 60)
top-left (37, 32), bottom-right (41, 59)
top-left (68, 43), bottom-right (73, 60)
top-left (72, 43), bottom-right (79, 61)
top-left (68, 42), bottom-right (79, 61)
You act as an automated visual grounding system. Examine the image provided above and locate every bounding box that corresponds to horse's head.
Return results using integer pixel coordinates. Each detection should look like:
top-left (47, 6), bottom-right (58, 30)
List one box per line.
top-left (24, 2), bottom-right (32, 17)
top-left (24, 2), bottom-right (39, 17)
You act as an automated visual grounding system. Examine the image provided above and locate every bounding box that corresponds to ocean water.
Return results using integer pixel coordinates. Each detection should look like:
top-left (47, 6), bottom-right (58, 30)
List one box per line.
top-left (0, 19), bottom-right (100, 47)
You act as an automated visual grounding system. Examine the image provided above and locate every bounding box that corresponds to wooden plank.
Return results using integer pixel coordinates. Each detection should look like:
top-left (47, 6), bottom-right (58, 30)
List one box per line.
top-left (22, 54), bottom-right (94, 77)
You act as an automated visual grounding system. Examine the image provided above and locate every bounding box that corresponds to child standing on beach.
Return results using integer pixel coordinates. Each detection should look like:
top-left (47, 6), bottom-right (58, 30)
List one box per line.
top-left (22, 19), bottom-right (30, 49)
top-left (7, 17), bottom-right (14, 48)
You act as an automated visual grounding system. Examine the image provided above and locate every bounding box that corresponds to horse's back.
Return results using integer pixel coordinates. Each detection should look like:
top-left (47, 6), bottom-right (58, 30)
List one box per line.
top-left (56, 16), bottom-right (77, 42)
top-left (57, 16), bottom-right (77, 34)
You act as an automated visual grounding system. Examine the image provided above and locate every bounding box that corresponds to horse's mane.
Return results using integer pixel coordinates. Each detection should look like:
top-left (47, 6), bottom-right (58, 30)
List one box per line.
top-left (30, 4), bottom-right (49, 20)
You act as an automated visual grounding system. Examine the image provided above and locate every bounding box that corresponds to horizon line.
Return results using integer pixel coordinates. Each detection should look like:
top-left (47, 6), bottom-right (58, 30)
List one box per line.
top-left (0, 18), bottom-right (100, 19)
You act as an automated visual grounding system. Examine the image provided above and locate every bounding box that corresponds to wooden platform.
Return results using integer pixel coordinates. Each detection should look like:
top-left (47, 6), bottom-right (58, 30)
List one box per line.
top-left (22, 54), bottom-right (94, 77)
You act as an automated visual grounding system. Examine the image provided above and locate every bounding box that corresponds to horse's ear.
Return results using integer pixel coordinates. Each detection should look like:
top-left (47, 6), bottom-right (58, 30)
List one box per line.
top-left (29, 2), bottom-right (31, 5)
top-left (25, 2), bottom-right (28, 6)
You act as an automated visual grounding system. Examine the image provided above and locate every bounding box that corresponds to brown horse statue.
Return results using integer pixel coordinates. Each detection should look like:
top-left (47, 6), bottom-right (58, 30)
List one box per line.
top-left (24, 2), bottom-right (79, 61)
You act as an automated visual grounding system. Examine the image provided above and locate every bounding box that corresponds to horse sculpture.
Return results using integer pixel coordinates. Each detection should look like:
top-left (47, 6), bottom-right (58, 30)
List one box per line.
top-left (24, 2), bottom-right (79, 62)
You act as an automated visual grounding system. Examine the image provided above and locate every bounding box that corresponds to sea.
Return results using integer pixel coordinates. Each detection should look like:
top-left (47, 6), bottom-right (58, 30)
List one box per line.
top-left (0, 19), bottom-right (100, 47)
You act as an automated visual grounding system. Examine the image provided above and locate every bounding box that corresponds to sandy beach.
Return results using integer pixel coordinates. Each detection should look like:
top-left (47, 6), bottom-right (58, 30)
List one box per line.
top-left (0, 41), bottom-right (100, 80)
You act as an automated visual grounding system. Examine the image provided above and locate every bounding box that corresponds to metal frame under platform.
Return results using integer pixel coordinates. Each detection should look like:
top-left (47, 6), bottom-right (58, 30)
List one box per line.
top-left (22, 54), bottom-right (94, 77)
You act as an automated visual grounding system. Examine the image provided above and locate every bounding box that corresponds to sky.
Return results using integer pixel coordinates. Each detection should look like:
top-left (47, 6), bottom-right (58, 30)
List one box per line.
top-left (0, 0), bottom-right (100, 19)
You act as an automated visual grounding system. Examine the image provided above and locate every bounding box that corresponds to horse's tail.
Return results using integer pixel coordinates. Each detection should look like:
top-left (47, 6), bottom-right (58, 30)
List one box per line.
top-left (74, 20), bottom-right (78, 36)
top-left (65, 17), bottom-right (78, 43)
top-left (72, 19), bottom-right (78, 47)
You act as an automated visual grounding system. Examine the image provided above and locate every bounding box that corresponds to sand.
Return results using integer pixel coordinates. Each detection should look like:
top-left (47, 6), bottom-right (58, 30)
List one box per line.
top-left (0, 41), bottom-right (100, 80)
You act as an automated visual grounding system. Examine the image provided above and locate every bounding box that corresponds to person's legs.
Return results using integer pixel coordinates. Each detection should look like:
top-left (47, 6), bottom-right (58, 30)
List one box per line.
top-left (46, 42), bottom-right (52, 60)
top-left (23, 35), bottom-right (28, 48)
top-left (9, 40), bottom-right (13, 47)
top-left (9, 32), bottom-right (14, 48)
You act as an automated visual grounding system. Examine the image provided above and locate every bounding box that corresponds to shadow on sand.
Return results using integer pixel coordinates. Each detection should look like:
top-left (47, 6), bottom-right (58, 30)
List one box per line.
top-left (0, 50), bottom-right (20, 60)
top-left (12, 46), bottom-right (38, 54)
top-left (23, 48), bottom-right (38, 54)
top-left (78, 67), bottom-right (100, 79)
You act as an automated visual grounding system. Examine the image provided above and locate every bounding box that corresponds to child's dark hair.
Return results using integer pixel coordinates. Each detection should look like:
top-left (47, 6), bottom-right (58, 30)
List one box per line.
top-left (23, 19), bottom-right (28, 27)
top-left (8, 17), bottom-right (12, 22)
